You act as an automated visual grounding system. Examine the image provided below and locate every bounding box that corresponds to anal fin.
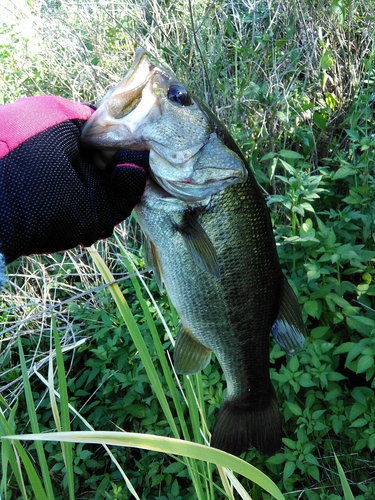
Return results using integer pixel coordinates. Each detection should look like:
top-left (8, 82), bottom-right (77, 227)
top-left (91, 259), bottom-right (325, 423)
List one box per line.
top-left (174, 323), bottom-right (212, 375)
top-left (271, 276), bottom-right (305, 355)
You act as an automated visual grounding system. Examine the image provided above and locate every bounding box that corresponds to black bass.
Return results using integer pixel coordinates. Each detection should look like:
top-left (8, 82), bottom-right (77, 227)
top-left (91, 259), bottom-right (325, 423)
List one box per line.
top-left (81, 49), bottom-right (305, 456)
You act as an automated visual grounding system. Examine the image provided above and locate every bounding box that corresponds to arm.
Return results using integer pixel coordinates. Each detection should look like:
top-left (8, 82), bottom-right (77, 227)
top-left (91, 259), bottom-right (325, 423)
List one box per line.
top-left (0, 95), bottom-right (148, 284)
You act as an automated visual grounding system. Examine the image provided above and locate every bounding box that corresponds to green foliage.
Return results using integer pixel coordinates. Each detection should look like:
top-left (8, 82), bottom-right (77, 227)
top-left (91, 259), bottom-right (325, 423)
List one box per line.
top-left (1, 0), bottom-right (375, 498)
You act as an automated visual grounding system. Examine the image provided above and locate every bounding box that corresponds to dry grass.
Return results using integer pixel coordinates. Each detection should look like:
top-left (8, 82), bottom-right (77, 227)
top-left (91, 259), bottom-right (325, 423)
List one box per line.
top-left (1, 1), bottom-right (375, 497)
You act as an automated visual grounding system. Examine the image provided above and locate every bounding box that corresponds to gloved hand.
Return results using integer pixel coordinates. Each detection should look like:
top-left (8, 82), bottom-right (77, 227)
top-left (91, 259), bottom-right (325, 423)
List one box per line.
top-left (0, 95), bottom-right (148, 270)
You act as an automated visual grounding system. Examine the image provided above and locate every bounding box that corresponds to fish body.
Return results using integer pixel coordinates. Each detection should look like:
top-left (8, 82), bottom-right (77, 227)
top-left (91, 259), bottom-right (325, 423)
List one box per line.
top-left (81, 49), bottom-right (305, 456)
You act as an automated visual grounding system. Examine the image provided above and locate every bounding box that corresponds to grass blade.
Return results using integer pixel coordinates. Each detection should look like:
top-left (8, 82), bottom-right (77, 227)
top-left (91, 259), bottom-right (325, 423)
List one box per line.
top-left (4, 431), bottom-right (286, 500)
top-left (34, 369), bottom-right (142, 500)
top-left (0, 420), bottom-right (47, 500)
top-left (17, 335), bottom-right (54, 499)
top-left (51, 316), bottom-right (75, 500)
top-left (334, 452), bottom-right (355, 500)
top-left (88, 246), bottom-right (181, 438)
top-left (89, 246), bottom-right (215, 498)
top-left (0, 398), bottom-right (28, 499)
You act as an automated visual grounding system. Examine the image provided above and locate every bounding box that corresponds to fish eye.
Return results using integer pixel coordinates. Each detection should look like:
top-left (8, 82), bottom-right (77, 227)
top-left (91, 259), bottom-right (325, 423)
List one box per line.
top-left (167, 84), bottom-right (193, 106)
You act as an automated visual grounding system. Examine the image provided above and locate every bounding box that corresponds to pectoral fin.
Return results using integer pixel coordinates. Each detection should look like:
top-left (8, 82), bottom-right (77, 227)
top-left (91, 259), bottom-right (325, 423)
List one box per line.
top-left (271, 276), bottom-right (306, 355)
top-left (174, 209), bottom-right (220, 279)
top-left (142, 233), bottom-right (163, 290)
top-left (174, 323), bottom-right (212, 375)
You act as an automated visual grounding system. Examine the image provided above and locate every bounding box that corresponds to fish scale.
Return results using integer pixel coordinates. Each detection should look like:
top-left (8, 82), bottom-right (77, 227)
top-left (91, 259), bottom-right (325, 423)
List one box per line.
top-left (81, 48), bottom-right (306, 457)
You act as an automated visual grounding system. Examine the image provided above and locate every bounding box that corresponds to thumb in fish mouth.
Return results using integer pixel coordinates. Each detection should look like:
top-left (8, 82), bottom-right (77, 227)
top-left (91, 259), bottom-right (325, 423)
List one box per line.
top-left (82, 146), bottom-right (150, 173)
top-left (108, 149), bottom-right (150, 174)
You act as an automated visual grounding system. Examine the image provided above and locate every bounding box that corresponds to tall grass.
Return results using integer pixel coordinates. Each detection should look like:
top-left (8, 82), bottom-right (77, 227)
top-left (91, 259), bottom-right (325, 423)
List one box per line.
top-left (1, 246), bottom-right (286, 499)
top-left (1, 0), bottom-right (375, 498)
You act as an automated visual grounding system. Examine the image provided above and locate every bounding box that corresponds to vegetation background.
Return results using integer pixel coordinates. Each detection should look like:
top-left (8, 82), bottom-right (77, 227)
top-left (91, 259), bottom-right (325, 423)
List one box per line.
top-left (1, 0), bottom-right (375, 498)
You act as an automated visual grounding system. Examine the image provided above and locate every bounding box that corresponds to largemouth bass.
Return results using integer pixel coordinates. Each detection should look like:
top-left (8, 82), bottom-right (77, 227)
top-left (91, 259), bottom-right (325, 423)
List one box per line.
top-left (81, 49), bottom-right (305, 457)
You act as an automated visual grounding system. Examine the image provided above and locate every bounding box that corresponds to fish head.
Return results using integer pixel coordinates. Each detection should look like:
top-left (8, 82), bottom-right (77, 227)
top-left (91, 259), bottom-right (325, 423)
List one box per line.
top-left (82, 49), bottom-right (248, 201)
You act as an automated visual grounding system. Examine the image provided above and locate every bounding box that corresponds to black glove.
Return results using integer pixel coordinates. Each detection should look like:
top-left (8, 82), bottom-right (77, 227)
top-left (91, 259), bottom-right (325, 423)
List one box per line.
top-left (0, 95), bottom-right (149, 266)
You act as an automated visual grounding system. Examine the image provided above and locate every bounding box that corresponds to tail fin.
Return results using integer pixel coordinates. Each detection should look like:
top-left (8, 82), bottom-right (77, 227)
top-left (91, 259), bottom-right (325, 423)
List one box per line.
top-left (210, 390), bottom-right (282, 457)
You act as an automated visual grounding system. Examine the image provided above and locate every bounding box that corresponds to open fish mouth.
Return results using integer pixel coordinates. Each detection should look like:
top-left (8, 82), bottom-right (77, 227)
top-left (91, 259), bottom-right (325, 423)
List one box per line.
top-left (81, 48), bottom-right (248, 201)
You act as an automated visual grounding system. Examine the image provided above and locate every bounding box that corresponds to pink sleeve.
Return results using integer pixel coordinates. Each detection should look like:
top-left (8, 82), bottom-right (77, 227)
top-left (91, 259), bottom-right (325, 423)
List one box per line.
top-left (0, 95), bottom-right (94, 158)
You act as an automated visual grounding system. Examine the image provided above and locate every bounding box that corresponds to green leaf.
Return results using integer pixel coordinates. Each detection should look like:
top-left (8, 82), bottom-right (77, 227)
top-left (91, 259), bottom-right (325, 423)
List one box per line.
top-left (163, 462), bottom-right (186, 474)
top-left (267, 453), bottom-right (287, 465)
top-left (314, 421), bottom-right (328, 431)
top-left (311, 410), bottom-right (326, 420)
top-left (260, 151), bottom-right (277, 162)
top-left (283, 461), bottom-right (296, 482)
top-left (288, 355), bottom-right (300, 373)
top-left (333, 342), bottom-right (354, 355)
top-left (311, 326), bottom-right (331, 339)
top-left (282, 438), bottom-right (297, 450)
top-left (299, 373), bottom-right (316, 388)
top-left (325, 92), bottom-right (336, 111)
top-left (345, 342), bottom-right (366, 365)
top-left (369, 434), bottom-right (375, 452)
top-left (279, 159), bottom-right (297, 175)
top-left (325, 388), bottom-right (342, 401)
top-left (349, 402), bottom-right (366, 421)
top-left (279, 149), bottom-right (303, 160)
top-left (320, 50), bottom-right (333, 70)
top-left (333, 167), bottom-right (354, 180)
top-left (356, 355), bottom-right (374, 374)
top-left (286, 402), bottom-right (303, 416)
top-left (300, 202), bottom-right (315, 213)
top-left (352, 387), bottom-right (372, 406)
top-left (313, 112), bottom-right (326, 131)
top-left (307, 465), bottom-right (320, 481)
top-left (350, 418), bottom-right (368, 428)
top-left (332, 418), bottom-right (343, 434)
top-left (303, 300), bottom-right (321, 319)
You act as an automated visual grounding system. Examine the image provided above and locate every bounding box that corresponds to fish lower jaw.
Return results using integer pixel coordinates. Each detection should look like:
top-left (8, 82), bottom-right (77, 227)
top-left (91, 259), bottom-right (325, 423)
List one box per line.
top-left (151, 173), bottom-right (227, 202)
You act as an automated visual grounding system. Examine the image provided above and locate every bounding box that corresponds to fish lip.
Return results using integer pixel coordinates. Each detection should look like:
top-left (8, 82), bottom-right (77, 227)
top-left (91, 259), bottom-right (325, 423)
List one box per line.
top-left (150, 171), bottom-right (243, 202)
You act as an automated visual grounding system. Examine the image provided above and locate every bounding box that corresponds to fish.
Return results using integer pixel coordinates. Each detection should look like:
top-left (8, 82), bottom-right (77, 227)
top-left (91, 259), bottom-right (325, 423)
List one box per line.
top-left (81, 48), bottom-right (305, 457)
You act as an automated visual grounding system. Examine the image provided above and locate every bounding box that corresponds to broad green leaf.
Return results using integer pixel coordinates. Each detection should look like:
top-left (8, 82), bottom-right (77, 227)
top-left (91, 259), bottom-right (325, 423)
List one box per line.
top-left (299, 373), bottom-right (316, 388)
top-left (356, 355), bottom-right (374, 374)
top-left (350, 418), bottom-right (368, 428)
top-left (283, 461), bottom-right (295, 482)
top-left (279, 149), bottom-right (303, 160)
top-left (349, 402), bottom-right (366, 421)
top-left (279, 159), bottom-right (297, 176)
top-left (260, 152), bottom-right (277, 162)
top-left (313, 111), bottom-right (326, 131)
top-left (303, 300), bottom-right (320, 319)
top-left (286, 402), bottom-right (302, 416)
top-left (333, 167), bottom-right (354, 180)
